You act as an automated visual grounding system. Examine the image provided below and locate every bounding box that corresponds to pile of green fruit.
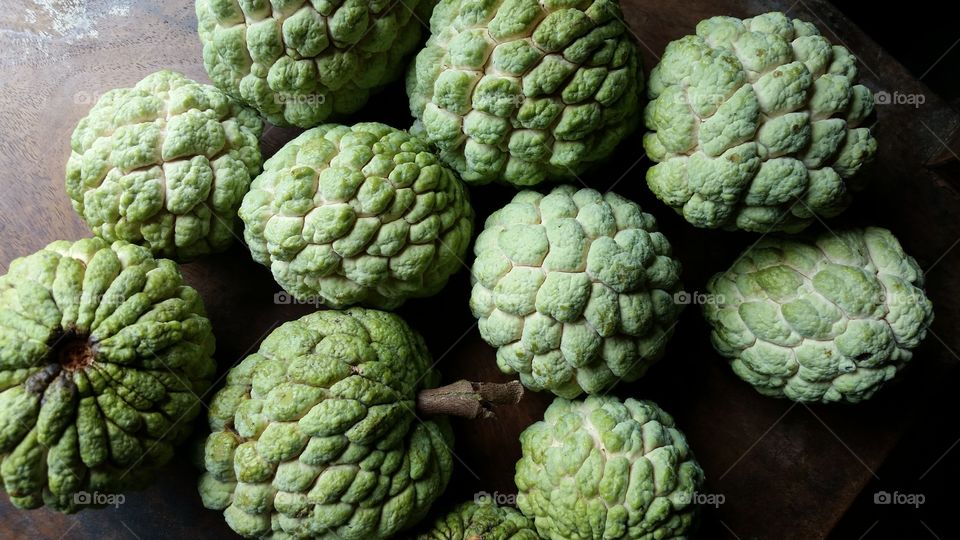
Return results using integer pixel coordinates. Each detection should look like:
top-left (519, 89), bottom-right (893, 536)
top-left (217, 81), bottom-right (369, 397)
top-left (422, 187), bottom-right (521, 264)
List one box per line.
top-left (0, 1), bottom-right (935, 539)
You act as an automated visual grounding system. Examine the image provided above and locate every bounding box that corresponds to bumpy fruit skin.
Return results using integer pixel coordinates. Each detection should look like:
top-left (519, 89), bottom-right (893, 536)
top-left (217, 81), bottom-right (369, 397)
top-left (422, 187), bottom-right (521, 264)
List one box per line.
top-left (643, 12), bottom-right (878, 233)
top-left (704, 227), bottom-right (933, 403)
top-left (66, 70), bottom-right (264, 260)
top-left (240, 122), bottom-right (474, 309)
top-left (516, 396), bottom-right (703, 540)
top-left (0, 238), bottom-right (215, 512)
top-left (199, 308), bottom-right (453, 539)
top-left (407, 0), bottom-right (643, 187)
top-left (418, 496), bottom-right (538, 540)
top-left (470, 186), bottom-right (684, 398)
top-left (196, 0), bottom-right (432, 128)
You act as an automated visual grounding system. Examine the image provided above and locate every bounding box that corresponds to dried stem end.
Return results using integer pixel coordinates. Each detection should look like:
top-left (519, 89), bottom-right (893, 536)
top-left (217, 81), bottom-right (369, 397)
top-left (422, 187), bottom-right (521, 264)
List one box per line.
top-left (416, 380), bottom-right (524, 419)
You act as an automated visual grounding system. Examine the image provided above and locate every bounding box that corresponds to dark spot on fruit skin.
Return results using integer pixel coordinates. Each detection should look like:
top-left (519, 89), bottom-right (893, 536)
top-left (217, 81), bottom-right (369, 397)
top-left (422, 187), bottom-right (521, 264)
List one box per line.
top-left (24, 333), bottom-right (96, 395)
top-left (25, 363), bottom-right (61, 394)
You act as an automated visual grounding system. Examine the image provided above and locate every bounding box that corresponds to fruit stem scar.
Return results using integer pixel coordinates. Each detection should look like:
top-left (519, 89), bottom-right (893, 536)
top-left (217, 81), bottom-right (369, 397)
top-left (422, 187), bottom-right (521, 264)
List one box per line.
top-left (55, 334), bottom-right (95, 371)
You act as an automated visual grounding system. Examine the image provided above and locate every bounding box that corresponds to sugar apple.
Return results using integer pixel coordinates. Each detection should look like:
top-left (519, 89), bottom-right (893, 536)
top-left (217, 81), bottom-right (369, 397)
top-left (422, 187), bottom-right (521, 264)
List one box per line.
top-left (417, 496), bottom-right (538, 539)
top-left (469, 186), bottom-right (684, 398)
top-left (643, 11), bottom-right (878, 232)
top-left (66, 70), bottom-right (264, 260)
top-left (704, 227), bottom-right (934, 403)
top-left (0, 238), bottom-right (216, 512)
top-left (239, 122), bottom-right (474, 309)
top-left (196, 0), bottom-right (433, 128)
top-left (407, 0), bottom-right (644, 187)
top-left (515, 396), bottom-right (703, 539)
top-left (199, 308), bottom-right (454, 539)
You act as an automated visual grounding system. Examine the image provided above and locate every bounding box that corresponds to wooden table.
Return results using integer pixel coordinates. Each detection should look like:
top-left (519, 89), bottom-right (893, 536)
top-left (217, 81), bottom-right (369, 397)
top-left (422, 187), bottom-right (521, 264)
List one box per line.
top-left (1, 1), bottom-right (958, 538)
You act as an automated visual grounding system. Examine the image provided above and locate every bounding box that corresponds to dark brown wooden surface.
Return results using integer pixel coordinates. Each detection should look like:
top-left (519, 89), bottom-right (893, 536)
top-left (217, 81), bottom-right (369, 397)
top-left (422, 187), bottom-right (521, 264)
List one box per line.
top-left (1, 1), bottom-right (959, 539)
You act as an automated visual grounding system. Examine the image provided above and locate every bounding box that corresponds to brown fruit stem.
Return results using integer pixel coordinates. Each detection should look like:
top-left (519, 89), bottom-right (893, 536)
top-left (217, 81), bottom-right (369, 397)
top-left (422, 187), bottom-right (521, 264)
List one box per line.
top-left (416, 380), bottom-right (524, 419)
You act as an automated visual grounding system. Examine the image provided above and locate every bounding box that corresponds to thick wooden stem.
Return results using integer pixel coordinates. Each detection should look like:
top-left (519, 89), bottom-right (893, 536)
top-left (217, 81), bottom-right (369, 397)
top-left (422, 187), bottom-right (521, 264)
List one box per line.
top-left (416, 380), bottom-right (524, 419)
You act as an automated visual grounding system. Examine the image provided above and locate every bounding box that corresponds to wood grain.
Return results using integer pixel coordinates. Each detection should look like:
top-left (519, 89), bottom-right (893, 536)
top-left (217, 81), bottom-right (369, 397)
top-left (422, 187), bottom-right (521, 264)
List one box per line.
top-left (1, 1), bottom-right (958, 539)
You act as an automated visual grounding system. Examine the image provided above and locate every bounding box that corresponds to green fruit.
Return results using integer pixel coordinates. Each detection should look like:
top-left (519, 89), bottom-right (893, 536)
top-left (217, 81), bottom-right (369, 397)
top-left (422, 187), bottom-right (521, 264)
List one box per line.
top-left (0, 238), bottom-right (216, 512)
top-left (516, 396), bottom-right (702, 539)
top-left (704, 227), bottom-right (933, 402)
top-left (66, 70), bottom-right (264, 260)
top-left (239, 122), bottom-right (474, 309)
top-left (644, 12), bottom-right (877, 232)
top-left (199, 308), bottom-right (453, 539)
top-left (469, 186), bottom-right (684, 398)
top-left (418, 496), bottom-right (538, 539)
top-left (196, 0), bottom-right (434, 128)
top-left (407, 0), bottom-right (643, 186)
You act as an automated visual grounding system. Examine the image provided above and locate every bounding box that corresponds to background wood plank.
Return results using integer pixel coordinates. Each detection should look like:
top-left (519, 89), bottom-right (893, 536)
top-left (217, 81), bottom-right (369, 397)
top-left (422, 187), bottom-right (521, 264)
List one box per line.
top-left (1, 1), bottom-right (958, 539)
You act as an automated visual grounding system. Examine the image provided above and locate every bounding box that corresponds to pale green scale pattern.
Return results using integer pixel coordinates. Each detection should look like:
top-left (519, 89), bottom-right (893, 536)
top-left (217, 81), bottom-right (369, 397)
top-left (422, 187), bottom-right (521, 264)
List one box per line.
top-left (66, 70), bottom-right (264, 260)
top-left (704, 227), bottom-right (934, 403)
top-left (516, 396), bottom-right (703, 540)
top-left (0, 238), bottom-right (216, 512)
top-left (416, 495), bottom-right (538, 539)
top-left (469, 186), bottom-right (684, 398)
top-left (196, 0), bottom-right (433, 128)
top-left (407, 0), bottom-right (643, 186)
top-left (644, 12), bottom-right (878, 232)
top-left (199, 308), bottom-right (453, 539)
top-left (240, 122), bottom-right (473, 309)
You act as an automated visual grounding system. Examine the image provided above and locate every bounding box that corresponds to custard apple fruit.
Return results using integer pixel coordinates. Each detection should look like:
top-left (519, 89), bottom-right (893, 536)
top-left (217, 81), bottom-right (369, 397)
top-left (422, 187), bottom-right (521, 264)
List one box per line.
top-left (196, 0), bottom-right (434, 128)
top-left (239, 122), bottom-right (474, 309)
top-left (516, 396), bottom-right (703, 539)
top-left (407, 0), bottom-right (643, 186)
top-left (704, 227), bottom-right (933, 402)
top-left (643, 11), bottom-right (878, 232)
top-left (0, 238), bottom-right (215, 512)
top-left (418, 496), bottom-right (538, 539)
top-left (66, 70), bottom-right (264, 260)
top-left (469, 186), bottom-right (684, 398)
top-left (199, 308), bottom-right (454, 539)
